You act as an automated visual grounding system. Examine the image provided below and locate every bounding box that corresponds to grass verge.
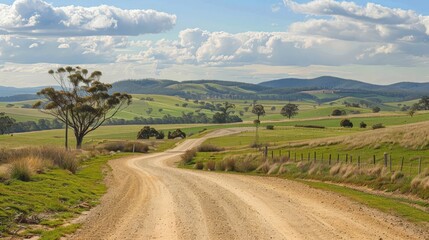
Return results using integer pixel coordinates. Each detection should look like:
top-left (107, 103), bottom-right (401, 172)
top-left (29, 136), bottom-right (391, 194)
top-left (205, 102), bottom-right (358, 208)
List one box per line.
top-left (0, 153), bottom-right (129, 239)
top-left (301, 180), bottom-right (429, 224)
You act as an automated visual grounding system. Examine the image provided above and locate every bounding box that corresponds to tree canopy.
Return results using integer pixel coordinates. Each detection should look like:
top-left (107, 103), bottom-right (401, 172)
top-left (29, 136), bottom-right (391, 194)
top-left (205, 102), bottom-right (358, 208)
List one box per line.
top-left (280, 103), bottom-right (299, 119)
top-left (252, 104), bottom-right (265, 121)
top-left (0, 112), bottom-right (15, 135)
top-left (35, 66), bottom-right (132, 149)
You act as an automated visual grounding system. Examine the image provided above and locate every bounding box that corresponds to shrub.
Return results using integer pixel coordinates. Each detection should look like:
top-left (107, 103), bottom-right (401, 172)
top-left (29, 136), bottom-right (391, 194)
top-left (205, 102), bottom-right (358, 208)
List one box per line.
top-left (181, 149), bottom-right (197, 165)
top-left (372, 106), bottom-right (381, 113)
top-left (168, 129), bottom-right (186, 139)
top-left (360, 122), bottom-right (367, 128)
top-left (223, 157), bottom-right (235, 171)
top-left (194, 161), bottom-right (204, 170)
top-left (215, 161), bottom-right (226, 171)
top-left (331, 109), bottom-right (344, 116)
top-left (234, 154), bottom-right (260, 172)
top-left (197, 144), bottom-right (224, 152)
top-left (340, 119), bottom-right (353, 128)
top-left (103, 141), bottom-right (149, 154)
top-left (205, 160), bottom-right (216, 171)
top-left (372, 123), bottom-right (385, 129)
top-left (266, 125), bottom-right (274, 130)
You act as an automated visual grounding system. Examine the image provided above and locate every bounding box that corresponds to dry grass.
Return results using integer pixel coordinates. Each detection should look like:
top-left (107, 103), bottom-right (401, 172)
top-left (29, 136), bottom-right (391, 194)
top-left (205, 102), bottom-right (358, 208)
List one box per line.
top-left (0, 147), bottom-right (79, 174)
top-left (205, 160), bottom-right (216, 171)
top-left (197, 144), bottom-right (224, 152)
top-left (10, 156), bottom-right (47, 181)
top-left (287, 121), bottom-right (429, 150)
top-left (194, 161), bottom-right (204, 170)
top-left (411, 169), bottom-right (429, 189)
top-left (101, 141), bottom-right (149, 153)
top-left (181, 149), bottom-right (197, 165)
top-left (221, 154), bottom-right (261, 173)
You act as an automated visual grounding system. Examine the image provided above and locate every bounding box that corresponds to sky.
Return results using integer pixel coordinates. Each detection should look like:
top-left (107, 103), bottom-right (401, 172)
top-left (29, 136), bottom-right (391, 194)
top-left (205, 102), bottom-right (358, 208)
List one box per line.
top-left (0, 0), bottom-right (429, 87)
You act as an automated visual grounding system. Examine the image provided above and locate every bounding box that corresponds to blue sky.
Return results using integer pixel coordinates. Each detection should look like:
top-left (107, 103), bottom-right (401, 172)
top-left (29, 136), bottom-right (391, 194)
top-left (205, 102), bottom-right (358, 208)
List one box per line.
top-left (0, 0), bottom-right (429, 86)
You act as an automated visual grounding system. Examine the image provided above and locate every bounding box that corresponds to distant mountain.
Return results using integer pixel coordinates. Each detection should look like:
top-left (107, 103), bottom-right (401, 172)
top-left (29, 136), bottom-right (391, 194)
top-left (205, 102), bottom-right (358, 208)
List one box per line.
top-left (259, 76), bottom-right (379, 90)
top-left (0, 86), bottom-right (46, 97)
top-left (387, 82), bottom-right (429, 92)
top-left (112, 79), bottom-right (271, 99)
top-left (0, 94), bottom-right (40, 102)
top-left (258, 76), bottom-right (429, 93)
top-left (2, 76), bottom-right (429, 103)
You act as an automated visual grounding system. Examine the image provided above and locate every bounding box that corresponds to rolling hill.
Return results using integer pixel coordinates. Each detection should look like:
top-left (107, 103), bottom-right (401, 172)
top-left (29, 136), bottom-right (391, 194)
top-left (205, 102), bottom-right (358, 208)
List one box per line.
top-left (1, 76), bottom-right (428, 103)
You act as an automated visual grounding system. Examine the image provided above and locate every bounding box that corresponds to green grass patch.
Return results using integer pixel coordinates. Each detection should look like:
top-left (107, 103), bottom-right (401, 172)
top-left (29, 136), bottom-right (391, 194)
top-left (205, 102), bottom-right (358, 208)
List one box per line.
top-left (0, 153), bottom-right (129, 238)
top-left (302, 180), bottom-right (429, 223)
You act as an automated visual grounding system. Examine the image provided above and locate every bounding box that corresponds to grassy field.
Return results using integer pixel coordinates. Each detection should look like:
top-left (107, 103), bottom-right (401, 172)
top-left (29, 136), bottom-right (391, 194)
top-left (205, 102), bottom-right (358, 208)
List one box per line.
top-left (1, 93), bottom-right (412, 123)
top-left (0, 153), bottom-right (129, 239)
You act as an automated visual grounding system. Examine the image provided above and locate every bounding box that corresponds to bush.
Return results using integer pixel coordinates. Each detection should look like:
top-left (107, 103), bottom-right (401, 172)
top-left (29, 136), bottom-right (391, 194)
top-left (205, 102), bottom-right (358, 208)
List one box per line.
top-left (223, 157), bottom-right (235, 171)
top-left (372, 123), bottom-right (385, 129)
top-left (103, 141), bottom-right (149, 154)
top-left (194, 161), bottom-right (204, 170)
top-left (331, 109), bottom-right (345, 116)
top-left (266, 125), bottom-right (274, 130)
top-left (197, 144), bottom-right (224, 152)
top-left (340, 119), bottom-right (353, 128)
top-left (234, 154), bottom-right (260, 172)
top-left (372, 106), bottom-right (381, 113)
top-left (181, 149), bottom-right (197, 165)
top-left (168, 129), bottom-right (186, 139)
top-left (360, 122), bottom-right (367, 128)
top-left (205, 160), bottom-right (216, 171)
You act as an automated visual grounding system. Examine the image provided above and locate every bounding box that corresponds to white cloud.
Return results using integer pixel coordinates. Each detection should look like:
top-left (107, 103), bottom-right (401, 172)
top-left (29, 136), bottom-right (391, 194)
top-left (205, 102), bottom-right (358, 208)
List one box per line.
top-left (58, 43), bottom-right (69, 49)
top-left (0, 0), bottom-right (176, 36)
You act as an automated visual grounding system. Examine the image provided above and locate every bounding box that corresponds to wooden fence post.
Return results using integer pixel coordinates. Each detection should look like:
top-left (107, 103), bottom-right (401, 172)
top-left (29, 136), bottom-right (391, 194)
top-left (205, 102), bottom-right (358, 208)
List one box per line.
top-left (400, 157), bottom-right (404, 172)
top-left (314, 151), bottom-right (316, 162)
top-left (419, 157), bottom-right (422, 174)
top-left (271, 151), bottom-right (274, 160)
top-left (373, 155), bottom-right (376, 165)
top-left (358, 156), bottom-right (360, 169)
top-left (329, 154), bottom-right (332, 166)
top-left (389, 155), bottom-right (392, 172)
top-left (294, 152), bottom-right (297, 162)
top-left (346, 154), bottom-right (348, 164)
top-left (350, 155), bottom-right (353, 164)
top-left (383, 152), bottom-right (388, 167)
top-left (337, 154), bottom-right (340, 163)
top-left (288, 151), bottom-right (291, 159)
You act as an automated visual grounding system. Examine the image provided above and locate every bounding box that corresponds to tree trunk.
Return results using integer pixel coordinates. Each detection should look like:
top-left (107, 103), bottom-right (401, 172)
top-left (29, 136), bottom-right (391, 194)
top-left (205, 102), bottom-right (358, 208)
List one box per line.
top-left (76, 134), bottom-right (84, 149)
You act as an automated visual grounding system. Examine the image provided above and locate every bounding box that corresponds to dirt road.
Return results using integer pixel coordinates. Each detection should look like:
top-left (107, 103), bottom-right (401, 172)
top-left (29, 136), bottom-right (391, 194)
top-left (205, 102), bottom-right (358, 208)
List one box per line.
top-left (71, 128), bottom-right (427, 240)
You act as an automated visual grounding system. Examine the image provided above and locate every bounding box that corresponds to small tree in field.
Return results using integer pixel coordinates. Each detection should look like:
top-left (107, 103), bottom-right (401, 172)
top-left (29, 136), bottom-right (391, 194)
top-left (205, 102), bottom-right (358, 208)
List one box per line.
top-left (281, 103), bottom-right (299, 119)
top-left (0, 112), bottom-right (15, 135)
top-left (35, 66), bottom-right (132, 149)
top-left (340, 119), bottom-right (353, 128)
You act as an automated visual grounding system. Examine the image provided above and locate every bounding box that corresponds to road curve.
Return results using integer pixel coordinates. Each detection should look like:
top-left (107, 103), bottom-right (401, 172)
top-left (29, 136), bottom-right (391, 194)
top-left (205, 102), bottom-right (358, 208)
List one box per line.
top-left (70, 128), bottom-right (427, 240)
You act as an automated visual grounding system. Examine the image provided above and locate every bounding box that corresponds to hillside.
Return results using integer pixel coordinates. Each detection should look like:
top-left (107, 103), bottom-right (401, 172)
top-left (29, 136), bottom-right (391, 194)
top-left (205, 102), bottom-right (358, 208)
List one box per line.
top-left (2, 76), bottom-right (428, 103)
top-left (0, 86), bottom-right (46, 97)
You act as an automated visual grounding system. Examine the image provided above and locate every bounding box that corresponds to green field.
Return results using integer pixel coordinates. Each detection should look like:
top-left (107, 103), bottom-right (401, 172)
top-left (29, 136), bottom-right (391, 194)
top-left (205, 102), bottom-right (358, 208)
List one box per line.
top-left (1, 93), bottom-right (413, 123)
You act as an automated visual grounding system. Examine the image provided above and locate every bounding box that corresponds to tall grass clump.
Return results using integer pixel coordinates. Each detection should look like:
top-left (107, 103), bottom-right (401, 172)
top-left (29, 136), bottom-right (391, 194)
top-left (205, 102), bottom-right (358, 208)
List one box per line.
top-left (197, 144), bottom-right (224, 152)
top-left (2, 147), bottom-right (79, 174)
top-left (102, 141), bottom-right (149, 153)
top-left (10, 157), bottom-right (46, 181)
top-left (181, 149), bottom-right (197, 165)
